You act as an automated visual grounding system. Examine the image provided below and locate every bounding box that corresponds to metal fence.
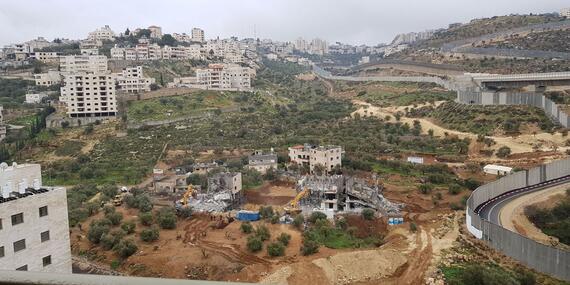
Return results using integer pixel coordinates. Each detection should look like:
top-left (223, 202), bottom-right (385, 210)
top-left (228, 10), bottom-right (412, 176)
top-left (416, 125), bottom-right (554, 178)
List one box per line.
top-left (466, 158), bottom-right (570, 281)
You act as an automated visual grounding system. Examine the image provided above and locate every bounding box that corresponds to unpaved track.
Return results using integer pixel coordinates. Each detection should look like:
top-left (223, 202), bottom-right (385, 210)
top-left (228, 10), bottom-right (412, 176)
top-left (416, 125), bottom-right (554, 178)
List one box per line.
top-left (500, 182), bottom-right (570, 246)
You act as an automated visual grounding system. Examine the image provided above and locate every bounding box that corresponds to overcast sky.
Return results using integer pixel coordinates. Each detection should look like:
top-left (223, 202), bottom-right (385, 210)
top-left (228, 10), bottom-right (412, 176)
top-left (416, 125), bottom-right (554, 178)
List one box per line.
top-left (0, 0), bottom-right (568, 46)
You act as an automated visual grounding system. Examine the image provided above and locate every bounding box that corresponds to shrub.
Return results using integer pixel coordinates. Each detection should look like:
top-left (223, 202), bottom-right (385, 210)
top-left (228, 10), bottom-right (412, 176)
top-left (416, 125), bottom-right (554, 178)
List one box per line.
top-left (448, 184), bottom-right (462, 195)
top-left (496, 146), bottom-right (512, 158)
top-left (418, 183), bottom-right (434, 194)
top-left (241, 222), bottom-right (253, 234)
top-left (246, 236), bottom-right (263, 252)
top-left (259, 206), bottom-right (274, 219)
top-left (361, 209), bottom-right (375, 220)
top-left (267, 242), bottom-right (285, 257)
top-left (293, 215), bottom-right (305, 229)
top-left (88, 219), bottom-right (111, 244)
top-left (121, 221), bottom-right (136, 234)
top-left (308, 212), bottom-right (327, 223)
top-left (156, 207), bottom-right (177, 229)
top-left (409, 222), bottom-right (417, 233)
top-left (140, 227), bottom-right (160, 242)
top-left (270, 215), bottom-right (279, 224)
top-left (139, 212), bottom-right (153, 226)
top-left (178, 206), bottom-right (193, 218)
top-left (103, 205), bottom-right (116, 215)
top-left (336, 218), bottom-right (348, 230)
top-left (105, 211), bottom-right (123, 226)
top-left (100, 229), bottom-right (125, 250)
top-left (255, 225), bottom-right (271, 241)
top-left (114, 239), bottom-right (138, 258)
top-left (301, 239), bottom-right (319, 256)
top-left (277, 233), bottom-right (291, 246)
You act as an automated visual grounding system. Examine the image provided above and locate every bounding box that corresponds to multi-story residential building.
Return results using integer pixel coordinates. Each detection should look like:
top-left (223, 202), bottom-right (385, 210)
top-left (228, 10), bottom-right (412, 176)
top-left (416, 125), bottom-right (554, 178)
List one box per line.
top-left (288, 144), bottom-right (343, 173)
top-left (0, 106), bottom-right (6, 142)
top-left (172, 33), bottom-right (191, 43)
top-left (25, 93), bottom-right (48, 104)
top-left (191, 28), bottom-right (205, 43)
top-left (80, 48), bottom-right (99, 56)
top-left (208, 172), bottom-right (242, 201)
top-left (59, 55), bottom-right (108, 74)
top-left (110, 45), bottom-right (125, 59)
top-left (294, 37), bottom-right (308, 52)
top-left (562, 8), bottom-right (570, 18)
top-left (87, 25), bottom-right (115, 42)
top-left (195, 64), bottom-right (253, 91)
top-left (59, 73), bottom-right (117, 118)
top-left (24, 37), bottom-right (53, 51)
top-left (30, 52), bottom-right (59, 63)
top-left (33, 70), bottom-right (62, 86)
top-left (309, 38), bottom-right (329, 55)
top-left (114, 66), bottom-right (155, 93)
top-left (148, 25), bottom-right (163, 39)
top-left (0, 162), bottom-right (71, 273)
top-left (247, 150), bottom-right (278, 174)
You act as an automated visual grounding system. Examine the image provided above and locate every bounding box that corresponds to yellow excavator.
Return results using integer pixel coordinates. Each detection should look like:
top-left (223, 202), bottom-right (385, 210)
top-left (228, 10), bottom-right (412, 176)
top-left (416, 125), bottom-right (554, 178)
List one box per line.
top-left (284, 187), bottom-right (309, 214)
top-left (179, 185), bottom-right (195, 206)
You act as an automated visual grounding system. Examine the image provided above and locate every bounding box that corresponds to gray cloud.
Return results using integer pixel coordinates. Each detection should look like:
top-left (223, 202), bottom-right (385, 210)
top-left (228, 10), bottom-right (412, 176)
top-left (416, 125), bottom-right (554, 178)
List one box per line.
top-left (0, 0), bottom-right (568, 46)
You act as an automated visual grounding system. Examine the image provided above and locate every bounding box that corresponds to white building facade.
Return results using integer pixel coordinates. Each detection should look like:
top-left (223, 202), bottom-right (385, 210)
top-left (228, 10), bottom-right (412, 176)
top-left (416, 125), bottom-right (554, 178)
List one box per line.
top-left (194, 64), bottom-right (253, 91)
top-left (191, 28), bottom-right (205, 43)
top-left (59, 55), bottom-right (108, 74)
top-left (288, 144), bottom-right (343, 173)
top-left (114, 66), bottom-right (155, 93)
top-left (0, 163), bottom-right (71, 274)
top-left (60, 73), bottom-right (117, 118)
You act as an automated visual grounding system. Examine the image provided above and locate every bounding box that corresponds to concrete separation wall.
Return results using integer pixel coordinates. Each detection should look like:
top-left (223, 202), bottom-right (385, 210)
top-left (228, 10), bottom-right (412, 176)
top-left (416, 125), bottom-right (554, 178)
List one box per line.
top-left (466, 158), bottom-right (570, 281)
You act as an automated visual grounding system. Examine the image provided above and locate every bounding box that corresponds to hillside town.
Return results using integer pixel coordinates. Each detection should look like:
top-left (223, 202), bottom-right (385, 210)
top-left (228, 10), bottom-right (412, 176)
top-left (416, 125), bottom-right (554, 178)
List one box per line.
top-left (1, 2), bottom-right (570, 285)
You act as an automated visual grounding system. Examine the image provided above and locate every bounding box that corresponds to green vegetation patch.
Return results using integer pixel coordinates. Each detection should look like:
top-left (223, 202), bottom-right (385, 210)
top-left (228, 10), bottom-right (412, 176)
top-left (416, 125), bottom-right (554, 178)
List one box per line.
top-left (525, 190), bottom-right (570, 245)
top-left (413, 102), bottom-right (555, 135)
top-left (54, 140), bottom-right (85, 157)
top-left (127, 91), bottom-right (240, 123)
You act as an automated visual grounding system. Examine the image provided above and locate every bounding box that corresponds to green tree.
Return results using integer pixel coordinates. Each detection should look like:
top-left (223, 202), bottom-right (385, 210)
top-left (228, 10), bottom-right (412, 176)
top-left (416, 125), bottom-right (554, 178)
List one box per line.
top-left (361, 209), bottom-right (375, 220)
top-left (246, 236), bottom-right (263, 252)
top-left (241, 222), bottom-right (253, 234)
top-left (277, 233), bottom-right (291, 246)
top-left (114, 239), bottom-right (138, 258)
top-left (121, 221), bottom-right (136, 234)
top-left (267, 242), bottom-right (285, 257)
top-left (156, 207), bottom-right (177, 229)
top-left (139, 212), bottom-right (153, 226)
top-left (140, 227), bottom-right (160, 242)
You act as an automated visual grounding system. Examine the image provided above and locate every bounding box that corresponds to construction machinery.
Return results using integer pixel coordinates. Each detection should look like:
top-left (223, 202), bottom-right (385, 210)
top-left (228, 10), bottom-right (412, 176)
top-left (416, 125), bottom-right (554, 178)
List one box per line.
top-left (113, 194), bottom-right (123, 206)
top-left (284, 187), bottom-right (309, 214)
top-left (175, 185), bottom-right (195, 212)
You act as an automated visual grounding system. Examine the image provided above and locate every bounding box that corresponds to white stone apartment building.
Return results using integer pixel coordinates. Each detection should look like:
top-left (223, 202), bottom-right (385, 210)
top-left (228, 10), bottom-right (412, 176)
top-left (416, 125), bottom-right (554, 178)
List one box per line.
top-left (25, 93), bottom-right (48, 104)
top-left (88, 25), bottom-right (115, 41)
top-left (0, 106), bottom-right (6, 142)
top-left (191, 28), bottom-right (205, 43)
top-left (0, 162), bottom-right (71, 273)
top-left (60, 73), bottom-right (117, 118)
top-left (195, 64), bottom-right (253, 91)
top-left (288, 144), bottom-right (343, 173)
top-left (148, 26), bottom-right (163, 39)
top-left (561, 8), bottom-right (570, 18)
top-left (80, 48), bottom-right (99, 56)
top-left (114, 66), bottom-right (155, 93)
top-left (59, 55), bottom-right (108, 74)
top-left (30, 52), bottom-right (59, 64)
top-left (247, 150), bottom-right (278, 174)
top-left (34, 70), bottom-right (62, 86)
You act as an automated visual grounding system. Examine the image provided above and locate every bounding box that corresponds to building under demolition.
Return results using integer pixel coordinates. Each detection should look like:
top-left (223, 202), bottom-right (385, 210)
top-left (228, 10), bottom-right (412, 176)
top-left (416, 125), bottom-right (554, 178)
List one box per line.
top-left (297, 175), bottom-right (402, 216)
top-left (182, 172), bottom-right (243, 213)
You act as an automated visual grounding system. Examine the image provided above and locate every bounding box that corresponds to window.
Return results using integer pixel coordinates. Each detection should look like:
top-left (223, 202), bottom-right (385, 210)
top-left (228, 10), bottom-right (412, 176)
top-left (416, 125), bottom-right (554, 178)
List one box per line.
top-left (0, 218), bottom-right (2, 230)
top-left (16, 265), bottom-right (27, 271)
top-left (0, 246), bottom-right (4, 258)
top-left (11, 213), bottom-right (24, 226)
top-left (42, 255), bottom-right (52, 267)
top-left (39, 206), bottom-right (48, 217)
top-left (41, 231), bottom-right (50, 242)
top-left (13, 239), bottom-right (26, 252)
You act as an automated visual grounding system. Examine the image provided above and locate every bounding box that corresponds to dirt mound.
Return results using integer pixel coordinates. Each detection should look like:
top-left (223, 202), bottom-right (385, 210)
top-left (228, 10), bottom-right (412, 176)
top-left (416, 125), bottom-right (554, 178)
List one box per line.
top-left (343, 215), bottom-right (388, 239)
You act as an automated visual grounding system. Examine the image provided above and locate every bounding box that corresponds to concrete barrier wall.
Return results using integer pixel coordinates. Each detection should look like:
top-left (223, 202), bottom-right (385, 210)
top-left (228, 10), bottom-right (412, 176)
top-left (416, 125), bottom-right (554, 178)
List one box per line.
top-left (456, 90), bottom-right (570, 128)
top-left (466, 157), bottom-right (570, 281)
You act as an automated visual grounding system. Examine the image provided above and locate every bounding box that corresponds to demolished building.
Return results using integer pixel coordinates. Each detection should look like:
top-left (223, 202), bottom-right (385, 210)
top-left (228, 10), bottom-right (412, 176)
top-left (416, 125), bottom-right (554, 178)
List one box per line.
top-left (182, 172), bottom-right (243, 213)
top-left (297, 175), bottom-right (402, 216)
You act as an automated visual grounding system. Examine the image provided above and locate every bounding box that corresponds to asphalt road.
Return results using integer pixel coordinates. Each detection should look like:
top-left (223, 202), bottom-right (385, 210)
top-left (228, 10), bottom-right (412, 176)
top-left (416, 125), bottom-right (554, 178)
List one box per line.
top-left (477, 175), bottom-right (570, 225)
